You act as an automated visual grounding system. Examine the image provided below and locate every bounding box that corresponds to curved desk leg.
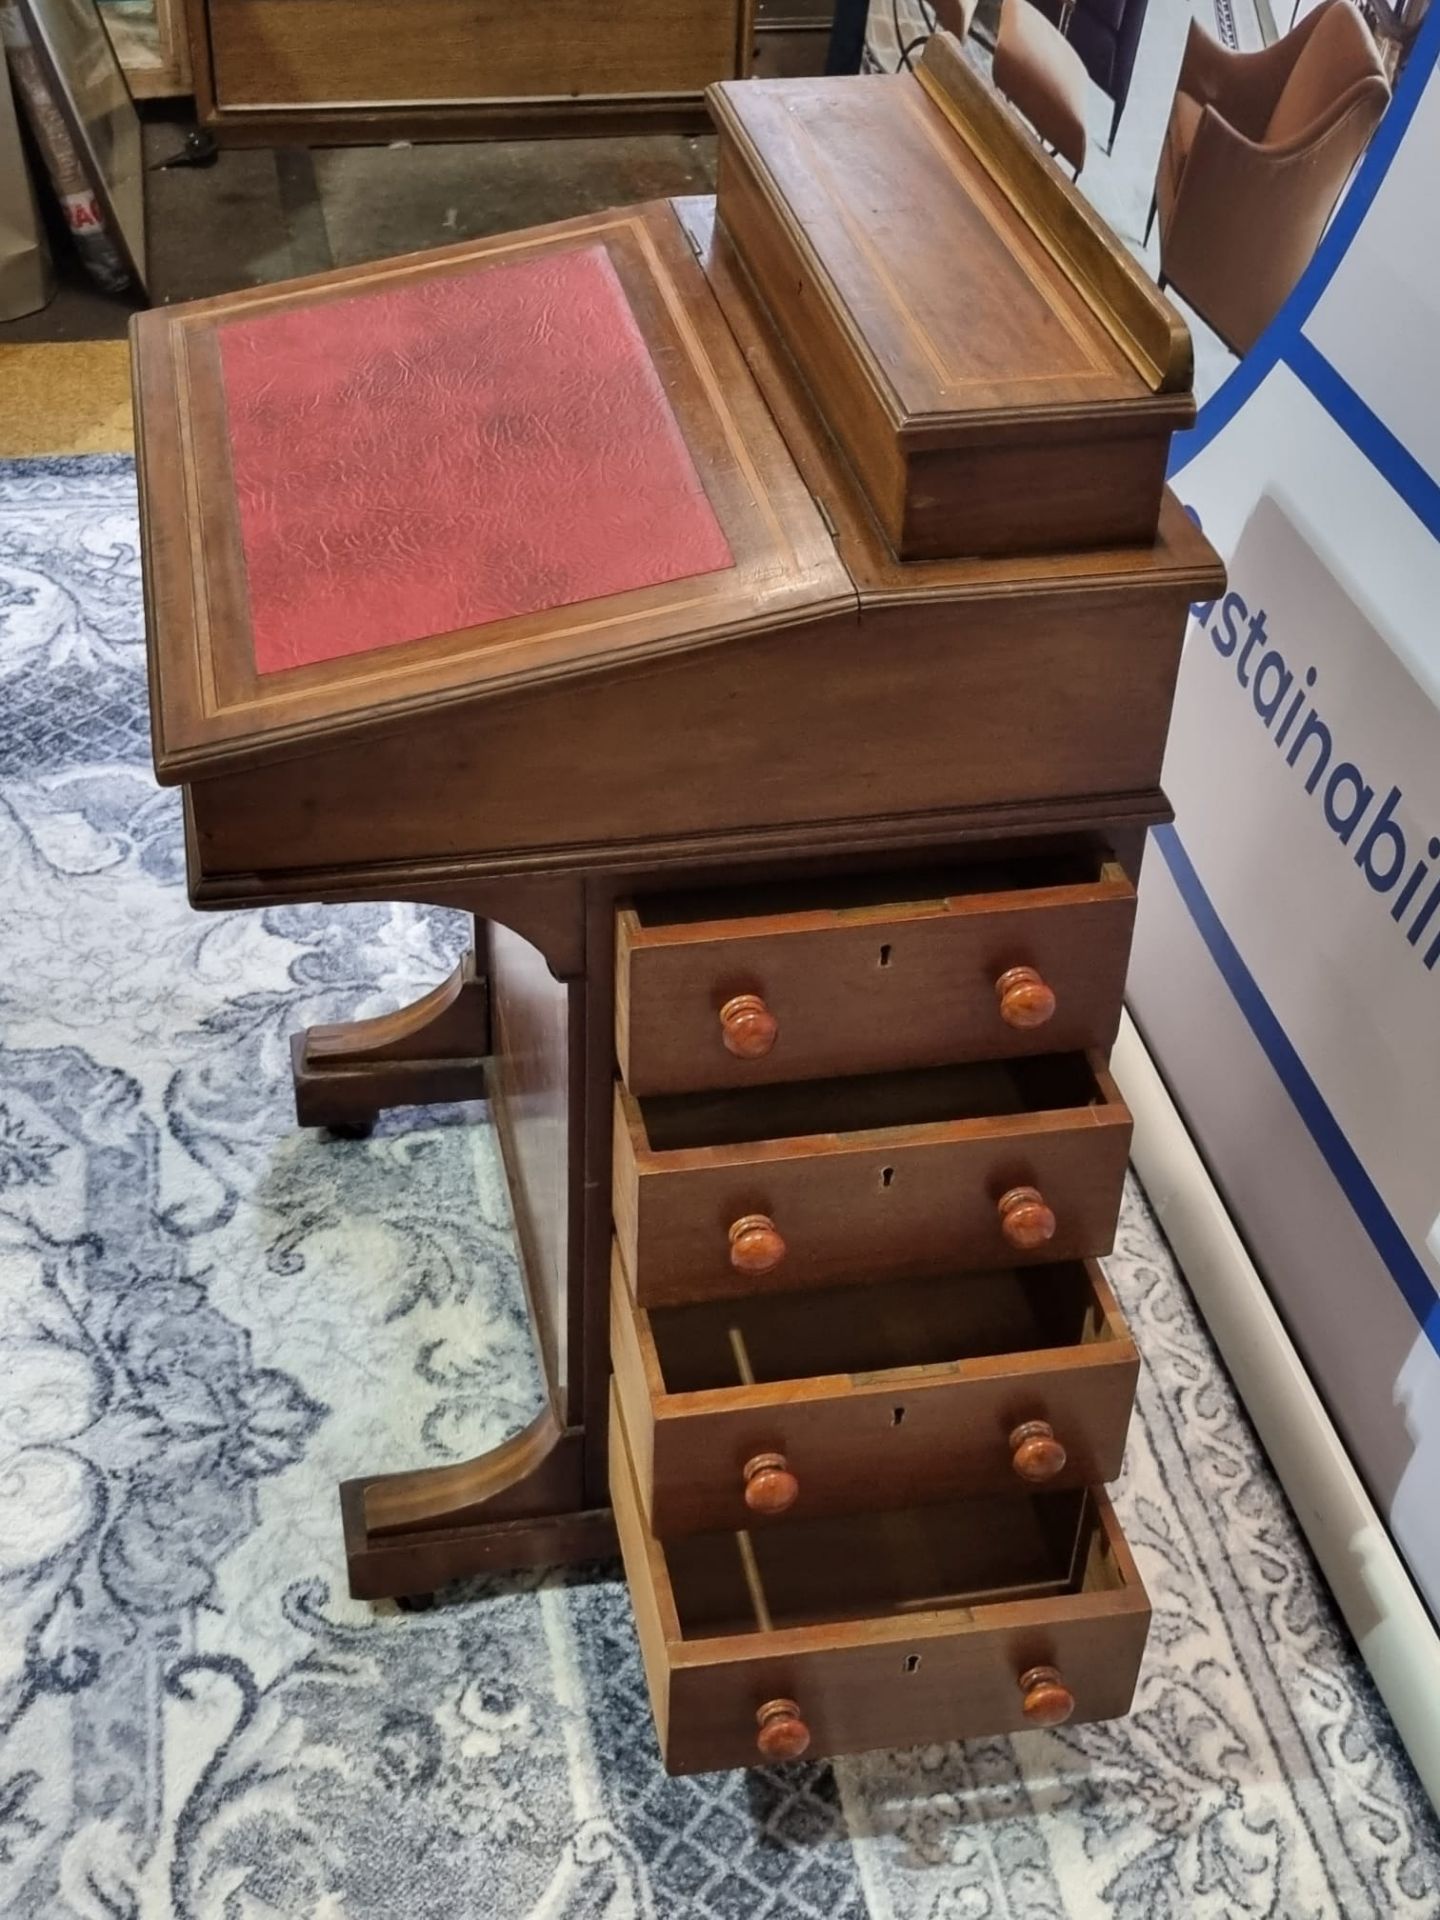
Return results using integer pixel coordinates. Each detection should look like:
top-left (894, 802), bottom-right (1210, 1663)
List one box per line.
top-left (340, 1406), bottom-right (617, 1600)
top-left (320, 885), bottom-right (613, 1600)
top-left (291, 939), bottom-right (491, 1130)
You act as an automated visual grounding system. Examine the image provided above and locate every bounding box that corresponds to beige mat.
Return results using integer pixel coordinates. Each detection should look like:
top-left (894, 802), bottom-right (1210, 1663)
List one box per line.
top-left (0, 339), bottom-right (133, 455)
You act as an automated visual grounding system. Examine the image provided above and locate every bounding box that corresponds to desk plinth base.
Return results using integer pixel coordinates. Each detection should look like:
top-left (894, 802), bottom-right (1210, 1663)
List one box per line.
top-left (340, 1409), bottom-right (617, 1600)
top-left (291, 946), bottom-right (491, 1130)
top-left (341, 1485), bottom-right (617, 1600)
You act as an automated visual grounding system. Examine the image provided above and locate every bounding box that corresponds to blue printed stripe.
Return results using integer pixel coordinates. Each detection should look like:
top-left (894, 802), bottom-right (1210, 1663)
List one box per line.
top-left (1286, 334), bottom-right (1440, 546)
top-left (1152, 823), bottom-right (1440, 1354)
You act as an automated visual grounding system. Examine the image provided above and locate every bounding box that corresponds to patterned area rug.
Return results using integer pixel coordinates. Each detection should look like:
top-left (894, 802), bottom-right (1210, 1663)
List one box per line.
top-left (2, 455), bottom-right (1439, 1920)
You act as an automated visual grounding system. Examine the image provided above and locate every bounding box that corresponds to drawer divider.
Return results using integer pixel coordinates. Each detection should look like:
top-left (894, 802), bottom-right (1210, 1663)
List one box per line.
top-left (737, 1530), bottom-right (775, 1632)
top-left (728, 1324), bottom-right (757, 1388)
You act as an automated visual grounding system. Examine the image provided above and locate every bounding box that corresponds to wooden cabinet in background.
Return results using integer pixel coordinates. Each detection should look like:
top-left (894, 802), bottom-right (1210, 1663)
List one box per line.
top-left (187, 0), bottom-right (756, 143)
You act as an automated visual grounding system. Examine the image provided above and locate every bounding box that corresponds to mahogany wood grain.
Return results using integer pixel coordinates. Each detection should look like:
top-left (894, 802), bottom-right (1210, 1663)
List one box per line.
top-left (609, 1385), bottom-right (1149, 1774)
top-left (915, 35), bottom-right (1190, 394)
top-left (188, 790), bottom-right (1167, 921)
top-left (616, 858), bottom-right (1136, 1095)
top-left (206, 0), bottom-right (744, 110)
top-left (159, 817), bottom-right (1153, 1605)
top-left (341, 1406), bottom-right (610, 1600)
top-left (679, 190), bottom-right (1223, 599)
top-left (136, 201), bottom-right (1221, 883)
top-left (181, 0), bottom-right (733, 141)
top-left (182, 595), bottom-right (1188, 880)
top-left (128, 118), bottom-right (1221, 1679)
top-left (577, 823), bottom-right (1148, 1515)
top-left (613, 1054), bottom-right (1132, 1305)
top-left (296, 826), bottom-right (1146, 1602)
top-left (610, 1246), bottom-right (1138, 1534)
top-left (489, 924), bottom-right (580, 1416)
top-left (340, 1480), bottom-right (617, 1602)
top-left (290, 944), bottom-right (489, 1128)
top-left (361, 1405), bottom-right (575, 1539)
top-left (708, 67), bottom-right (1193, 557)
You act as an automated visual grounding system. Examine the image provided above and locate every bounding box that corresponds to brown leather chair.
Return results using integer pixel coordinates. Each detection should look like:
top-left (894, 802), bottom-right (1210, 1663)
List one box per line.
top-left (1148, 1), bottom-right (1389, 353)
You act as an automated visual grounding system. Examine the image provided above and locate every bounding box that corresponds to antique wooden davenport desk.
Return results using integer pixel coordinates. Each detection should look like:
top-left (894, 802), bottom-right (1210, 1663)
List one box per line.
top-left (133, 39), bottom-right (1223, 1773)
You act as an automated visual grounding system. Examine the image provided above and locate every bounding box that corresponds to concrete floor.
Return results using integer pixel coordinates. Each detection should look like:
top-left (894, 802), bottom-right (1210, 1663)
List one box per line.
top-left (3, 112), bottom-right (719, 346)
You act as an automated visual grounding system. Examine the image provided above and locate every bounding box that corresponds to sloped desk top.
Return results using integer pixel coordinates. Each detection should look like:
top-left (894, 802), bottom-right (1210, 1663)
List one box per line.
top-left (133, 201), bottom-right (851, 783)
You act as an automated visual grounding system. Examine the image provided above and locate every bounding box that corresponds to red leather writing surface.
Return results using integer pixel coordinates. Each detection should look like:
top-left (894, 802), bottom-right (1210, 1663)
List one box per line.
top-left (215, 245), bottom-right (734, 675)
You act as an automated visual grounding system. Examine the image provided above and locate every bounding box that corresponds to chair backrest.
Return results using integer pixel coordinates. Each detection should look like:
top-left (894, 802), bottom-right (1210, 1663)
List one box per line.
top-left (930, 0), bottom-right (979, 43)
top-left (1266, 1), bottom-right (1388, 146)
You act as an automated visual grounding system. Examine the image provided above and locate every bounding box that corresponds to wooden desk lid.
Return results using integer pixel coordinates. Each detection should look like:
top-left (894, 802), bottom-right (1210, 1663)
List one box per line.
top-left (132, 202), bottom-right (850, 782)
top-left (709, 38), bottom-right (1196, 560)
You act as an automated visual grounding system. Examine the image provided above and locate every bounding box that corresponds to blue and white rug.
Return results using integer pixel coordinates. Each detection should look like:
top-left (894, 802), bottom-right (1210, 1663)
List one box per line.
top-left (2, 455), bottom-right (1438, 1919)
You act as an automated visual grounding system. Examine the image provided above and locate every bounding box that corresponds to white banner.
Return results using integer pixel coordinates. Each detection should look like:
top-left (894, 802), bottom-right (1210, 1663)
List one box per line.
top-left (1131, 32), bottom-right (1440, 1619)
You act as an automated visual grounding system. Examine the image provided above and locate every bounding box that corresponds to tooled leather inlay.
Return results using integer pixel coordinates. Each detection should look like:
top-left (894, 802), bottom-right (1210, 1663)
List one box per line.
top-left (215, 245), bottom-right (735, 675)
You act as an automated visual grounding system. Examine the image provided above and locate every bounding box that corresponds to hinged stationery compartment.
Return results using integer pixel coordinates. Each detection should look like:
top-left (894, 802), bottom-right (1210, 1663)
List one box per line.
top-left (709, 37), bottom-right (1195, 559)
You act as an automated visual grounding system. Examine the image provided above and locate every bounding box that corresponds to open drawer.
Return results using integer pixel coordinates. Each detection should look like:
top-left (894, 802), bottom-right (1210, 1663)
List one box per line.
top-left (613, 1051), bottom-right (1133, 1305)
top-left (615, 855), bottom-right (1137, 1097)
top-left (611, 1384), bottom-right (1151, 1773)
top-left (610, 1246), bottom-right (1138, 1535)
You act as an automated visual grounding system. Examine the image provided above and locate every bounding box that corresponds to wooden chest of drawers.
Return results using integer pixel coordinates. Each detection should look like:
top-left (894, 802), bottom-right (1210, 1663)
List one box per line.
top-left (607, 857), bottom-right (1149, 1770)
top-left (133, 35), bottom-right (1223, 1776)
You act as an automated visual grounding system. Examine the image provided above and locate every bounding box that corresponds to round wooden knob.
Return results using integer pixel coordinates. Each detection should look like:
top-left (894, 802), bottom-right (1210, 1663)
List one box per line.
top-left (743, 1451), bottom-right (800, 1515)
top-left (729, 1213), bottom-right (787, 1275)
top-left (1019, 1664), bottom-right (1075, 1727)
top-left (1009, 1419), bottom-right (1067, 1484)
top-left (995, 966), bottom-right (1056, 1030)
top-left (756, 1697), bottom-right (811, 1760)
top-left (719, 993), bottom-right (778, 1059)
top-left (998, 1185), bottom-right (1056, 1251)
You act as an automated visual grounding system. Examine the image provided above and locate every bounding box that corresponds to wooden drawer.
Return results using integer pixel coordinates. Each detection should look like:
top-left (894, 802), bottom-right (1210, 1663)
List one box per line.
top-left (615, 857), bottom-right (1135, 1097)
top-left (613, 1051), bottom-right (1132, 1306)
top-left (612, 1246), bottom-right (1138, 1535)
top-left (612, 1385), bottom-right (1150, 1773)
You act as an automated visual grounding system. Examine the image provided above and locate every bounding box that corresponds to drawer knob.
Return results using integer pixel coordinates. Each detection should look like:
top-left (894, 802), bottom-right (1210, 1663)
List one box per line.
top-left (756, 1697), bottom-right (811, 1761)
top-left (995, 965), bottom-right (1056, 1029)
top-left (729, 1213), bottom-right (787, 1275)
top-left (1019, 1664), bottom-right (1075, 1727)
top-left (998, 1185), bottom-right (1057, 1251)
top-left (743, 1451), bottom-right (800, 1515)
top-left (719, 993), bottom-right (778, 1059)
top-left (1009, 1419), bottom-right (1067, 1483)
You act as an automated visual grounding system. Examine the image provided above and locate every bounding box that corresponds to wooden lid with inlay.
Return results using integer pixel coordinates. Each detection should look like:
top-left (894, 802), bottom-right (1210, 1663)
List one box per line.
top-left (709, 37), bottom-right (1195, 561)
